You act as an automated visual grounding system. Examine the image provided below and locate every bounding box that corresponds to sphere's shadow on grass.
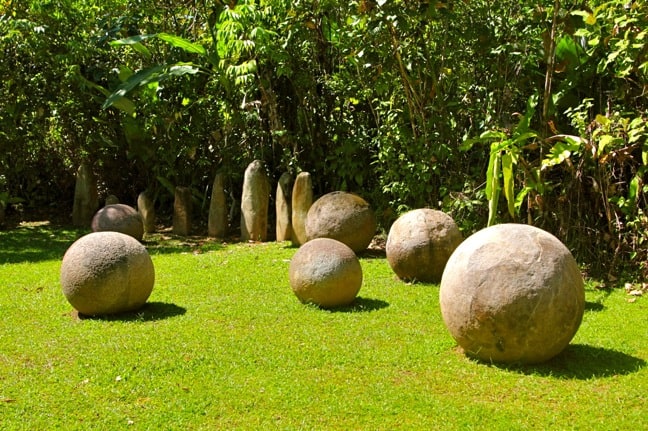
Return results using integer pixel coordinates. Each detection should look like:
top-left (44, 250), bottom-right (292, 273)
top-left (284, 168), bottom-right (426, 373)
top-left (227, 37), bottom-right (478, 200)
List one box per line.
top-left (584, 301), bottom-right (605, 312)
top-left (326, 296), bottom-right (390, 313)
top-left (76, 302), bottom-right (187, 322)
top-left (483, 344), bottom-right (646, 379)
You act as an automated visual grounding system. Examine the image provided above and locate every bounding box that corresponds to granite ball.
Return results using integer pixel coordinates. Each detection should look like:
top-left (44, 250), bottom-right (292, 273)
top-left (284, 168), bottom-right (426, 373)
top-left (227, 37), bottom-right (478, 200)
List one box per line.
top-left (439, 223), bottom-right (585, 364)
top-left (305, 191), bottom-right (377, 253)
top-left (289, 238), bottom-right (363, 308)
top-left (60, 231), bottom-right (155, 316)
top-left (386, 208), bottom-right (462, 283)
top-left (92, 204), bottom-right (144, 241)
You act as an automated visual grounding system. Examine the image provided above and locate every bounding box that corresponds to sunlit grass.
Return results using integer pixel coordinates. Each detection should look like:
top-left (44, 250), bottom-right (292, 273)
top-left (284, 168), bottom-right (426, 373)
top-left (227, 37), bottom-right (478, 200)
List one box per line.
top-left (0, 224), bottom-right (646, 430)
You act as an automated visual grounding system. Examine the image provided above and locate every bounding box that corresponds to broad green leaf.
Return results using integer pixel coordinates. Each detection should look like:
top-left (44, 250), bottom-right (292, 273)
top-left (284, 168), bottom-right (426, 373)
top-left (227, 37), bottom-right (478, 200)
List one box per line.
top-left (110, 34), bottom-right (155, 58)
top-left (501, 153), bottom-right (515, 218)
top-left (628, 175), bottom-right (640, 206)
top-left (595, 114), bottom-right (610, 126)
top-left (480, 130), bottom-right (507, 140)
top-left (158, 32), bottom-right (206, 56)
top-left (102, 65), bottom-right (164, 110)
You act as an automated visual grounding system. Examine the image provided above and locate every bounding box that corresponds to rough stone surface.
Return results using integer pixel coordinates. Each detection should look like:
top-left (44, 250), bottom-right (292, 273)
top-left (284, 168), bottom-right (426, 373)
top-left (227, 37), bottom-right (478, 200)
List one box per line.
top-left (173, 186), bottom-right (192, 236)
top-left (306, 191), bottom-right (377, 253)
top-left (240, 160), bottom-right (270, 242)
top-left (275, 172), bottom-right (293, 242)
top-left (137, 191), bottom-right (156, 234)
top-left (439, 223), bottom-right (585, 364)
top-left (91, 204), bottom-right (144, 241)
top-left (386, 208), bottom-right (462, 283)
top-left (72, 163), bottom-right (99, 227)
top-left (291, 172), bottom-right (313, 246)
top-left (104, 195), bottom-right (120, 206)
top-left (60, 231), bottom-right (155, 316)
top-left (289, 238), bottom-right (362, 308)
top-left (208, 172), bottom-right (228, 238)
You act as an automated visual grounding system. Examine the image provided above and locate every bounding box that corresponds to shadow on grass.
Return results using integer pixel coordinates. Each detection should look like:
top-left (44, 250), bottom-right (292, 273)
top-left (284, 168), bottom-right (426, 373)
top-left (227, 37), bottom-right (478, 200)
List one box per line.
top-left (0, 223), bottom-right (86, 264)
top-left (485, 344), bottom-right (646, 379)
top-left (326, 296), bottom-right (390, 313)
top-left (584, 301), bottom-right (605, 312)
top-left (77, 302), bottom-right (187, 322)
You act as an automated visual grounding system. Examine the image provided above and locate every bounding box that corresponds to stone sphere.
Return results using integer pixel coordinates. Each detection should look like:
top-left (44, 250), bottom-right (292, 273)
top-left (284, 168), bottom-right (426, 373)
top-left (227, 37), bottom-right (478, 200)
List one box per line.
top-left (305, 191), bottom-right (377, 253)
top-left (60, 231), bottom-right (155, 316)
top-left (386, 209), bottom-right (462, 283)
top-left (92, 204), bottom-right (144, 241)
top-left (289, 238), bottom-right (363, 308)
top-left (439, 223), bottom-right (585, 364)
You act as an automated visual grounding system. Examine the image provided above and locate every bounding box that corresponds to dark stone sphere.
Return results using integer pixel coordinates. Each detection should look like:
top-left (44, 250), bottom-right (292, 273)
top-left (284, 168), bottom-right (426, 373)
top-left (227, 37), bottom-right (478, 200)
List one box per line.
top-left (386, 208), bottom-right (462, 283)
top-left (305, 191), bottom-right (376, 253)
top-left (92, 204), bottom-right (144, 241)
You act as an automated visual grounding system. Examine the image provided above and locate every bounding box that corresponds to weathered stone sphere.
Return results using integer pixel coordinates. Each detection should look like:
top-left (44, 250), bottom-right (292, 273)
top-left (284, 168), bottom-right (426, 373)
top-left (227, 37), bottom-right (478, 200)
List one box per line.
top-left (440, 224), bottom-right (585, 364)
top-left (60, 231), bottom-right (155, 316)
top-left (305, 191), bottom-right (377, 253)
top-left (386, 208), bottom-right (462, 283)
top-left (92, 204), bottom-right (144, 241)
top-left (289, 238), bottom-right (363, 308)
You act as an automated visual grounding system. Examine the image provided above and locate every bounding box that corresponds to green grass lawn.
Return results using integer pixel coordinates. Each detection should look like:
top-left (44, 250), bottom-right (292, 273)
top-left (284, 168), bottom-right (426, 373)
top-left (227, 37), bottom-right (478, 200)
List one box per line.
top-left (1, 222), bottom-right (646, 430)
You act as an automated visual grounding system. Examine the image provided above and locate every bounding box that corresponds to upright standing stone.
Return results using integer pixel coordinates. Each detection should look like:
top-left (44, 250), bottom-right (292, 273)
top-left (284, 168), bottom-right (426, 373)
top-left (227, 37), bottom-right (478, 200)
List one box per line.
top-left (173, 186), bottom-right (192, 236)
top-left (291, 172), bottom-right (313, 246)
top-left (72, 162), bottom-right (99, 227)
top-left (275, 172), bottom-right (293, 242)
top-left (240, 160), bottom-right (270, 242)
top-left (104, 195), bottom-right (119, 206)
top-left (208, 172), bottom-right (228, 238)
top-left (137, 191), bottom-right (156, 234)
top-left (0, 202), bottom-right (5, 227)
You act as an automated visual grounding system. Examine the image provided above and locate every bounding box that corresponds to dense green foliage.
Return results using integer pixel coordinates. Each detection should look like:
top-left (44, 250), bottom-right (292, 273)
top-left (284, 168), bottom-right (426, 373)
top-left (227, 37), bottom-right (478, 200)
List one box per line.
top-left (0, 224), bottom-right (646, 429)
top-left (1, 0), bottom-right (646, 277)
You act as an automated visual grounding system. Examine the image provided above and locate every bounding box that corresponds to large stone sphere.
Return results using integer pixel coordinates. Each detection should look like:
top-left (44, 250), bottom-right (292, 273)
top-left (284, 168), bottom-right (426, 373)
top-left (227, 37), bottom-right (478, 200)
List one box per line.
top-left (305, 191), bottom-right (377, 253)
top-left (386, 209), bottom-right (462, 283)
top-left (439, 223), bottom-right (584, 364)
top-left (91, 204), bottom-right (144, 241)
top-left (289, 238), bottom-right (363, 308)
top-left (60, 231), bottom-right (155, 316)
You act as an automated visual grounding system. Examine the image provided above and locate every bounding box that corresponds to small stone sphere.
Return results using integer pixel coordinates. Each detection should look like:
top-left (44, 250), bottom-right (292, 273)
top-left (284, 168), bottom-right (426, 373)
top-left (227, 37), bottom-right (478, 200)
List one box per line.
top-left (305, 191), bottom-right (377, 253)
top-left (92, 204), bottom-right (144, 241)
top-left (386, 208), bottom-right (462, 283)
top-left (289, 238), bottom-right (363, 308)
top-left (440, 224), bottom-right (585, 364)
top-left (60, 231), bottom-right (155, 316)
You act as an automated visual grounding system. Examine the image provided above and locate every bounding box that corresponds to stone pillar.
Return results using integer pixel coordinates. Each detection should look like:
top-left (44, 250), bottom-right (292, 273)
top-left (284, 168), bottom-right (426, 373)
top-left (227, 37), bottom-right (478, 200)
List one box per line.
top-left (72, 162), bottom-right (99, 227)
top-left (137, 190), bottom-right (156, 234)
top-left (291, 171), bottom-right (313, 246)
top-left (173, 186), bottom-right (192, 236)
top-left (275, 172), bottom-right (293, 242)
top-left (208, 172), bottom-right (228, 238)
top-left (104, 195), bottom-right (119, 206)
top-left (240, 160), bottom-right (270, 242)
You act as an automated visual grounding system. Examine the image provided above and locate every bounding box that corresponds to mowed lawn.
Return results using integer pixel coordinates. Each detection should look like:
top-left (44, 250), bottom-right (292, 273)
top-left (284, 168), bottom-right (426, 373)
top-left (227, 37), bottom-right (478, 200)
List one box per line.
top-left (0, 223), bottom-right (646, 430)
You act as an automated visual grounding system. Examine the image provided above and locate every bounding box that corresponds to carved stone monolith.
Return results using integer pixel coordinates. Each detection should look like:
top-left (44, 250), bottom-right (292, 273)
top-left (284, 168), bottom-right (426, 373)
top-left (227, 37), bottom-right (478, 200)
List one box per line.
top-left (137, 191), bottom-right (156, 234)
top-left (291, 172), bottom-right (313, 246)
top-left (208, 172), bottom-right (228, 238)
top-left (72, 163), bottom-right (99, 227)
top-left (240, 160), bottom-right (270, 242)
top-left (104, 195), bottom-right (119, 206)
top-left (173, 186), bottom-right (192, 236)
top-left (275, 172), bottom-right (293, 242)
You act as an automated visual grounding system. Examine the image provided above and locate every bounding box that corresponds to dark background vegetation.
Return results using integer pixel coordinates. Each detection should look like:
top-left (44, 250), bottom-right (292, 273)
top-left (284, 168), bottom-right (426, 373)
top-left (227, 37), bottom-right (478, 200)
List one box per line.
top-left (0, 0), bottom-right (646, 278)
